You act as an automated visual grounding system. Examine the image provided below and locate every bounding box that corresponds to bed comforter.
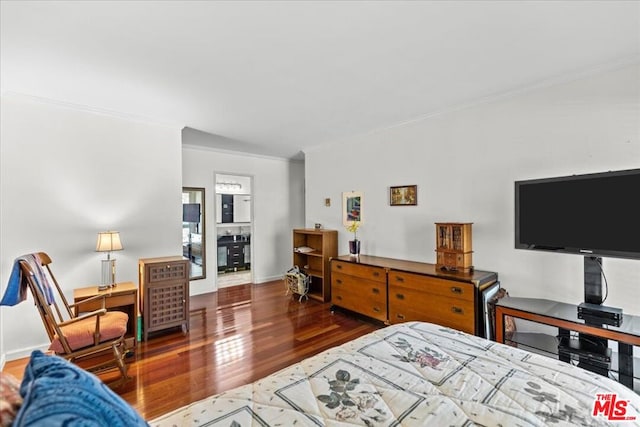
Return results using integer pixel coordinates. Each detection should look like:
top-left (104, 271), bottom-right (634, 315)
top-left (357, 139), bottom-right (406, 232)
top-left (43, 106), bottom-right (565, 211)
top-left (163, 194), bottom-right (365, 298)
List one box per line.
top-left (150, 321), bottom-right (640, 426)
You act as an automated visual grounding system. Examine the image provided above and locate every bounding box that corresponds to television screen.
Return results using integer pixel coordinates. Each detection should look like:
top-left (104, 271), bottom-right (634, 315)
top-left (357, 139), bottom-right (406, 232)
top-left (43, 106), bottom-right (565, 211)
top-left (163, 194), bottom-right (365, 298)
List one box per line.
top-left (183, 203), bottom-right (200, 223)
top-left (515, 169), bottom-right (640, 259)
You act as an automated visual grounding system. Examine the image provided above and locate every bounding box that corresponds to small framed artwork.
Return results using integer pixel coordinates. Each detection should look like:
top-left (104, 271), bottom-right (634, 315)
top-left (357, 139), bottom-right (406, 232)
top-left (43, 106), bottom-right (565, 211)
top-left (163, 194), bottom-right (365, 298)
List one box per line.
top-left (342, 191), bottom-right (363, 225)
top-left (390, 185), bottom-right (417, 206)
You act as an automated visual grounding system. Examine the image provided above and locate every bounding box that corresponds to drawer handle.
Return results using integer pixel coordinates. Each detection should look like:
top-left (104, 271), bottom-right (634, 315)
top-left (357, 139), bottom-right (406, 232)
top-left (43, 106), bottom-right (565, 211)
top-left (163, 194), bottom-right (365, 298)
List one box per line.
top-left (451, 306), bottom-right (463, 315)
top-left (450, 287), bottom-right (462, 294)
top-left (395, 276), bottom-right (404, 283)
top-left (336, 295), bottom-right (342, 301)
top-left (372, 271), bottom-right (380, 277)
top-left (336, 279), bottom-right (343, 284)
top-left (167, 265), bottom-right (171, 269)
top-left (396, 313), bottom-right (405, 320)
top-left (373, 307), bottom-right (380, 313)
top-left (396, 293), bottom-right (405, 300)
top-left (372, 287), bottom-right (380, 294)
top-left (336, 264), bottom-right (342, 269)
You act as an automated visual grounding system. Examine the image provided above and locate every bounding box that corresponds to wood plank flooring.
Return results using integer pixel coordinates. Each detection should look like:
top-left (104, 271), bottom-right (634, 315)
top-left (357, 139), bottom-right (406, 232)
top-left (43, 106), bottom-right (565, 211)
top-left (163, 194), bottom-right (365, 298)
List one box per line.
top-left (2, 280), bottom-right (383, 421)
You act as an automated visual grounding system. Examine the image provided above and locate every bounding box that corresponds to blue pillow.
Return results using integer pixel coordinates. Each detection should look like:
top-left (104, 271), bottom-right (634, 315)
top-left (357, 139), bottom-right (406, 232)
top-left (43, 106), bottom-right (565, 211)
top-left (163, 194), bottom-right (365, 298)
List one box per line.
top-left (14, 350), bottom-right (148, 427)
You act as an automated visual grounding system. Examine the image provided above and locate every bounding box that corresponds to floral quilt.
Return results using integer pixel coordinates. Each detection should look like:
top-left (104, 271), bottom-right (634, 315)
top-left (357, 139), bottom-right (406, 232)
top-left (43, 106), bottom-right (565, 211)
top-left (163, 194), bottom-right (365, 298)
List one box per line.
top-left (149, 321), bottom-right (640, 426)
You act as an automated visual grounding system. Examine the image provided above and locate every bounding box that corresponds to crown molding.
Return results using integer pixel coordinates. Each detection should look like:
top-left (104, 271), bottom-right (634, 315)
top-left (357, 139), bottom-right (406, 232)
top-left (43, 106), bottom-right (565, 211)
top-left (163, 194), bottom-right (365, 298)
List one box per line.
top-left (182, 143), bottom-right (303, 163)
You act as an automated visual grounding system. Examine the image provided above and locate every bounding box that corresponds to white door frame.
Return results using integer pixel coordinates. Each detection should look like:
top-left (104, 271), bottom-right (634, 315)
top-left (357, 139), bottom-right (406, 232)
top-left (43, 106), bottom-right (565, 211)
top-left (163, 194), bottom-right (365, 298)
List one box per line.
top-left (214, 172), bottom-right (254, 288)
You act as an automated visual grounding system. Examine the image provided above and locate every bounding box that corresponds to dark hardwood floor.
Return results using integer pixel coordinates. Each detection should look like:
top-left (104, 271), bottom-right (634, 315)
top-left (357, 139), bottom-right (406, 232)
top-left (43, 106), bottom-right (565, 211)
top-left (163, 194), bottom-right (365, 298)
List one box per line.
top-left (3, 280), bottom-right (383, 421)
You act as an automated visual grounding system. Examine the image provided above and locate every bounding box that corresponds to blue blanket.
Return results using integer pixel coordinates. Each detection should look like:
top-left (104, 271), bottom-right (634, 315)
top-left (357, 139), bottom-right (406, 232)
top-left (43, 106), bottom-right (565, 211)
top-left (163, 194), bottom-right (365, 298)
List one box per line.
top-left (1, 253), bottom-right (55, 306)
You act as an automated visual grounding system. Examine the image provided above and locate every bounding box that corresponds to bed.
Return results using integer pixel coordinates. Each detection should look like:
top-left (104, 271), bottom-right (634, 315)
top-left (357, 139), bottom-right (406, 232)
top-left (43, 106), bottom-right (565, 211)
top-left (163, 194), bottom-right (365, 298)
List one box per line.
top-left (149, 321), bottom-right (640, 426)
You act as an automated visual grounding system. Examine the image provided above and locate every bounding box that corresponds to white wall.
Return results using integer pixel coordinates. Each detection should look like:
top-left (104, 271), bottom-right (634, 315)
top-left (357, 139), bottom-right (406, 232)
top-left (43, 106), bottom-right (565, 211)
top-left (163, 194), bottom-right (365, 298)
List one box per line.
top-left (0, 95), bottom-right (183, 362)
top-left (305, 64), bottom-right (640, 315)
top-left (182, 133), bottom-right (305, 294)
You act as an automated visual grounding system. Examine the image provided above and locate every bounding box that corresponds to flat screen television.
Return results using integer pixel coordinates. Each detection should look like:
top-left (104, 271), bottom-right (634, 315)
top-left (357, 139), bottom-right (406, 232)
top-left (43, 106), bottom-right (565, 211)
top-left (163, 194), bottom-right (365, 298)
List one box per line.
top-left (183, 203), bottom-right (201, 223)
top-left (515, 168), bottom-right (640, 260)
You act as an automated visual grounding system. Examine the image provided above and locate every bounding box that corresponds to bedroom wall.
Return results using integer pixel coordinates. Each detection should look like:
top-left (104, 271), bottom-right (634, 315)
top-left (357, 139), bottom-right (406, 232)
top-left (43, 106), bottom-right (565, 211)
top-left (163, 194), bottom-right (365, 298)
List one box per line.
top-left (182, 132), bottom-right (305, 294)
top-left (0, 94), bottom-right (183, 362)
top-left (304, 63), bottom-right (640, 316)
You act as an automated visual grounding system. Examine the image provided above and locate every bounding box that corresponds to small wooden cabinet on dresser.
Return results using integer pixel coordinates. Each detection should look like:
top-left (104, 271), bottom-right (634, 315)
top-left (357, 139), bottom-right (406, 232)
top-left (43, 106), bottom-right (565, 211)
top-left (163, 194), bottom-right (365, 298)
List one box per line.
top-left (138, 256), bottom-right (190, 341)
top-left (331, 255), bottom-right (498, 336)
top-left (435, 222), bottom-right (473, 272)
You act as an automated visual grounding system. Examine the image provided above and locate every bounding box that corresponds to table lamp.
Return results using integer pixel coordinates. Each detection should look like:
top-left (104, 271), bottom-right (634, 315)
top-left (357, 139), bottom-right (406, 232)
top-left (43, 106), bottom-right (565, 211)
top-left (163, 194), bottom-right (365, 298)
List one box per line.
top-left (96, 231), bottom-right (123, 290)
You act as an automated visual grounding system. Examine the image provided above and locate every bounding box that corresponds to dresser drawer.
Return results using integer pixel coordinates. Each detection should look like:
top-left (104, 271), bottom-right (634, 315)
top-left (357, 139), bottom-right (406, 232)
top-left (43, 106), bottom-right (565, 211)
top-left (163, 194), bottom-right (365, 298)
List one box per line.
top-left (228, 240), bottom-right (244, 258)
top-left (437, 252), bottom-right (473, 270)
top-left (332, 281), bottom-right (387, 322)
top-left (147, 262), bottom-right (188, 283)
top-left (332, 272), bottom-right (386, 296)
top-left (389, 288), bottom-right (475, 333)
top-left (388, 270), bottom-right (474, 302)
top-left (332, 288), bottom-right (359, 315)
top-left (331, 261), bottom-right (386, 283)
top-left (75, 293), bottom-right (135, 312)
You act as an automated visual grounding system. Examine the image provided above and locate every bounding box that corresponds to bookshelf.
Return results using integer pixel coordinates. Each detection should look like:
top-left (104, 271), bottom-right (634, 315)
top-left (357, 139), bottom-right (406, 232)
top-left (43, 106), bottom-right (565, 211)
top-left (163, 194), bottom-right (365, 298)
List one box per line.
top-left (292, 229), bottom-right (338, 302)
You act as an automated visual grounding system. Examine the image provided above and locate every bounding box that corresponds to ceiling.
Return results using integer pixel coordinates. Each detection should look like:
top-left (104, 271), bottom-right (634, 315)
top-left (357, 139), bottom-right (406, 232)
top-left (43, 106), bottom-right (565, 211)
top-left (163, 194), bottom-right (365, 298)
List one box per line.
top-left (2, 1), bottom-right (639, 159)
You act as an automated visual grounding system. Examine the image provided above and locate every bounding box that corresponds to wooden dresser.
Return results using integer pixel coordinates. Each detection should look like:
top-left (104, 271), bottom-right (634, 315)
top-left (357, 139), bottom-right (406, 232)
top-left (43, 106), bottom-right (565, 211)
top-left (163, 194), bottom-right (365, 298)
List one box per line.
top-left (331, 255), bottom-right (498, 336)
top-left (138, 256), bottom-right (190, 341)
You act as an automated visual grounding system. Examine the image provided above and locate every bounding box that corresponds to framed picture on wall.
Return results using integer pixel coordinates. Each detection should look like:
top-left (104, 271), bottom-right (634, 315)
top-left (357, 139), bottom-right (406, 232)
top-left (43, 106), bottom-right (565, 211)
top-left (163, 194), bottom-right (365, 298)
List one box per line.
top-left (342, 191), bottom-right (363, 225)
top-left (390, 185), bottom-right (417, 206)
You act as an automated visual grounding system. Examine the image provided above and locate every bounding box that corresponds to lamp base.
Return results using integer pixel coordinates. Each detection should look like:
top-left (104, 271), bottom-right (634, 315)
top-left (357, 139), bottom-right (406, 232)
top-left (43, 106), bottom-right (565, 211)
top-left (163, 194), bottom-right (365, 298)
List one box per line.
top-left (100, 258), bottom-right (117, 288)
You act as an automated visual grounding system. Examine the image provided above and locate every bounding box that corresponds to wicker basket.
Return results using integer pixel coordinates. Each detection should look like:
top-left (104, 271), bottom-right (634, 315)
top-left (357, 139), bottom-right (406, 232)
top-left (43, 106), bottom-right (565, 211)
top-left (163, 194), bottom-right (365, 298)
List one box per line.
top-left (284, 267), bottom-right (309, 302)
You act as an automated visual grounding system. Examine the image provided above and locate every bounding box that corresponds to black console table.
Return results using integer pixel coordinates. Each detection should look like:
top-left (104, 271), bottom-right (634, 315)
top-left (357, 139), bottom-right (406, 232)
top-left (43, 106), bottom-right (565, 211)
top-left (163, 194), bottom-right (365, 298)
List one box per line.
top-left (495, 297), bottom-right (640, 390)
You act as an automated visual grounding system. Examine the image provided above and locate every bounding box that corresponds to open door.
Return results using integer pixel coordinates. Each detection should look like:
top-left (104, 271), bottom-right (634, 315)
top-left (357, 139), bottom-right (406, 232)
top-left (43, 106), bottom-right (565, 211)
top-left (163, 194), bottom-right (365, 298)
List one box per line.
top-left (215, 174), bottom-right (253, 288)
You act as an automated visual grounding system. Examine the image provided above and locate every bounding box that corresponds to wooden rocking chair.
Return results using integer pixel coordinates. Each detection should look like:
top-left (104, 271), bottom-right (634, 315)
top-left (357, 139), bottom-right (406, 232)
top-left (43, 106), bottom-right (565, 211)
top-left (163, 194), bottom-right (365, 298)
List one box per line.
top-left (18, 252), bottom-right (131, 386)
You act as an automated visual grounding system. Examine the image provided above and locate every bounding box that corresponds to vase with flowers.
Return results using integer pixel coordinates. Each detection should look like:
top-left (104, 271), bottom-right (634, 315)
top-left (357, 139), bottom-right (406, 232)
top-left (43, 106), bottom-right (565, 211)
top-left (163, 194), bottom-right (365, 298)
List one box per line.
top-left (346, 221), bottom-right (361, 255)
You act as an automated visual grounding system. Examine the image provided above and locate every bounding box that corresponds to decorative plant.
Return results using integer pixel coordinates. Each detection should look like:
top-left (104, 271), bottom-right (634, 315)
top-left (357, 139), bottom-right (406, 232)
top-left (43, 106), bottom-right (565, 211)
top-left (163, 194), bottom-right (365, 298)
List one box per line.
top-left (345, 221), bottom-right (360, 241)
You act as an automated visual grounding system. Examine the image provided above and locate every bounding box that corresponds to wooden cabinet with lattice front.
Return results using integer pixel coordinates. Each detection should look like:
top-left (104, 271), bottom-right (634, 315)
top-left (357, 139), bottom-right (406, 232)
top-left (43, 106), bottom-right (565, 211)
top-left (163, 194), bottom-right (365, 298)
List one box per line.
top-left (435, 223), bottom-right (473, 272)
top-left (139, 256), bottom-right (190, 341)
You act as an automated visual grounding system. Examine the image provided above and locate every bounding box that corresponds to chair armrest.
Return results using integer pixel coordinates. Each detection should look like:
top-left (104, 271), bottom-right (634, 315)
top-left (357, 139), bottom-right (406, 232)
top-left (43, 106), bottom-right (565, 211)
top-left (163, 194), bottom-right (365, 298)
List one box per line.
top-left (58, 309), bottom-right (107, 326)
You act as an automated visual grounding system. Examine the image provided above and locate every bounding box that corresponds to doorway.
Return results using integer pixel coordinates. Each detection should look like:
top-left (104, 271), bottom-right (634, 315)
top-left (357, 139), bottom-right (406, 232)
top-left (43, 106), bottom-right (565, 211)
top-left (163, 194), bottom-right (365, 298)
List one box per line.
top-left (215, 173), bottom-right (253, 288)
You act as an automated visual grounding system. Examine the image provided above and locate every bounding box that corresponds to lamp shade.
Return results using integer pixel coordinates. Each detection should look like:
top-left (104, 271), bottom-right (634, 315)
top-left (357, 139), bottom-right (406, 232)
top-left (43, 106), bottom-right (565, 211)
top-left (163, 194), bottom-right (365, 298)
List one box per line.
top-left (96, 231), bottom-right (123, 252)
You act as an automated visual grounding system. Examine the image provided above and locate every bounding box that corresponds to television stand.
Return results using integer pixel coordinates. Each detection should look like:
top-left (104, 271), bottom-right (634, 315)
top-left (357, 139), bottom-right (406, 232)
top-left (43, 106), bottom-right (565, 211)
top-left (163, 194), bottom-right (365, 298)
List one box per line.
top-left (557, 334), bottom-right (611, 376)
top-left (495, 297), bottom-right (640, 391)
